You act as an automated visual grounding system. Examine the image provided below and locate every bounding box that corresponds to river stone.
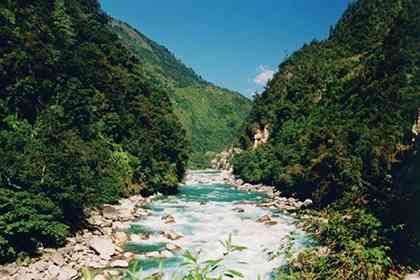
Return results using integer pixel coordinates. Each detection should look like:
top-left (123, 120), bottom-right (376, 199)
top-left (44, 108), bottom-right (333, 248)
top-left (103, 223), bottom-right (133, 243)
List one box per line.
top-left (94, 275), bottom-right (107, 280)
top-left (303, 199), bottom-right (313, 207)
top-left (256, 214), bottom-right (271, 223)
top-left (405, 272), bottom-right (420, 280)
top-left (89, 237), bottom-right (116, 259)
top-left (1, 265), bottom-right (18, 276)
top-left (86, 260), bottom-right (107, 269)
top-left (31, 261), bottom-right (49, 272)
top-left (162, 214), bottom-right (176, 224)
top-left (166, 243), bottom-right (182, 252)
top-left (232, 207), bottom-right (245, 213)
top-left (111, 260), bottom-right (129, 268)
top-left (265, 220), bottom-right (278, 226)
top-left (48, 265), bottom-right (60, 277)
top-left (57, 266), bottom-right (78, 280)
top-left (123, 252), bottom-right (136, 259)
top-left (163, 230), bottom-right (183, 240)
top-left (52, 252), bottom-right (66, 266)
top-left (130, 234), bottom-right (144, 242)
top-left (101, 205), bottom-right (121, 219)
top-left (145, 251), bottom-right (167, 258)
top-left (22, 272), bottom-right (44, 280)
top-left (113, 231), bottom-right (128, 245)
top-left (108, 270), bottom-right (123, 277)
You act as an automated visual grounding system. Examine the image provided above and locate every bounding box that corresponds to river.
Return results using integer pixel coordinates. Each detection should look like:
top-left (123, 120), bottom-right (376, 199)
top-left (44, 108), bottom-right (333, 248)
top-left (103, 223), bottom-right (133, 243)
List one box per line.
top-left (124, 170), bottom-right (307, 279)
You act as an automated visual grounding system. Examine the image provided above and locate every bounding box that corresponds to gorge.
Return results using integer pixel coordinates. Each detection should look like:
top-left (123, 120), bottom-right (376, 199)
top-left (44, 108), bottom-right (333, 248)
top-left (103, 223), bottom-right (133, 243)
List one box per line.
top-left (0, 0), bottom-right (419, 279)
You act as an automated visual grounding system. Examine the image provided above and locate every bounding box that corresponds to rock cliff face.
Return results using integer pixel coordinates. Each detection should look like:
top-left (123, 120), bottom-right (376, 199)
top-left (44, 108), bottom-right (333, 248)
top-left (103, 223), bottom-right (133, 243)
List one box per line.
top-left (211, 148), bottom-right (242, 171)
top-left (413, 110), bottom-right (420, 136)
top-left (253, 126), bottom-right (270, 149)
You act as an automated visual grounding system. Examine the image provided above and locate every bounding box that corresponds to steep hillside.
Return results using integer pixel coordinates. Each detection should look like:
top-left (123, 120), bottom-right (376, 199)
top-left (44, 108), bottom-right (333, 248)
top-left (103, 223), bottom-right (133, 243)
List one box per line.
top-left (0, 0), bottom-right (187, 262)
top-left (109, 19), bottom-right (252, 168)
top-left (232, 0), bottom-right (420, 278)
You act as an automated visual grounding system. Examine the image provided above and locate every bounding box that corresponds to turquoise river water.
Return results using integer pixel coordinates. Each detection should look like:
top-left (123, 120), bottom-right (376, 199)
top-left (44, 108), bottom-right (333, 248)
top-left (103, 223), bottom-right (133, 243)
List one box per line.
top-left (124, 170), bottom-right (307, 279)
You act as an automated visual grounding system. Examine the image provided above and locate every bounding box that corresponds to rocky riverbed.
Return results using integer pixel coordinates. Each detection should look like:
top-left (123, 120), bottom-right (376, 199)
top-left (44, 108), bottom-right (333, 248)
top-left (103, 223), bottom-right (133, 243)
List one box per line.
top-left (187, 170), bottom-right (313, 212)
top-left (0, 170), bottom-right (311, 280)
top-left (0, 194), bottom-right (154, 280)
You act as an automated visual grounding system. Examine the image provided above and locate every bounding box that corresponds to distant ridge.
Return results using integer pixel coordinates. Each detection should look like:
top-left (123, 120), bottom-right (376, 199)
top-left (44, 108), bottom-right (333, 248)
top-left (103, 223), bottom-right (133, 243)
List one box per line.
top-left (109, 18), bottom-right (252, 168)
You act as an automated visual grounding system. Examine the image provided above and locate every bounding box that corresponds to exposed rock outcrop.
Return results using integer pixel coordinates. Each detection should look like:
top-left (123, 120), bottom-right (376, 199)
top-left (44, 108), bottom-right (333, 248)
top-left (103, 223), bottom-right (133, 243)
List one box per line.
top-left (253, 125), bottom-right (269, 149)
top-left (211, 147), bottom-right (242, 171)
top-left (413, 110), bottom-right (420, 141)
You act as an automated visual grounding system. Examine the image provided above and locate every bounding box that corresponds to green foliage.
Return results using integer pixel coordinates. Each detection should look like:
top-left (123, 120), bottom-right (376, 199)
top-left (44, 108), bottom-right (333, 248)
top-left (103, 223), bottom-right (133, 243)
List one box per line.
top-left (276, 209), bottom-right (400, 280)
top-left (0, 0), bottom-right (187, 262)
top-left (219, 233), bottom-right (248, 256)
top-left (233, 0), bottom-right (420, 277)
top-left (109, 19), bottom-right (252, 168)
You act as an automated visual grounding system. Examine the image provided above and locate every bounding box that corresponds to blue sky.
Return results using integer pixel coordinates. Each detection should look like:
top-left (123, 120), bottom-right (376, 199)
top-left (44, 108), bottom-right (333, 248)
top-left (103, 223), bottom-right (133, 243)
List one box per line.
top-left (100, 0), bottom-right (351, 97)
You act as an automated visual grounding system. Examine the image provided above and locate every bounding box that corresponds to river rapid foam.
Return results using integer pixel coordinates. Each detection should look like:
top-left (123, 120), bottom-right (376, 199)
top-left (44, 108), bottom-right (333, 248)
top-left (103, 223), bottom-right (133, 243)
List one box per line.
top-left (127, 170), bottom-right (307, 279)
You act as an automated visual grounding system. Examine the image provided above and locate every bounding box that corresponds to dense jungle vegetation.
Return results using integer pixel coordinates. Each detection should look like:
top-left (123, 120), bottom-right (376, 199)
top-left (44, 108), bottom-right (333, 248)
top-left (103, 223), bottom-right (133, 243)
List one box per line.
top-left (0, 0), bottom-right (189, 262)
top-left (233, 0), bottom-right (420, 278)
top-left (109, 19), bottom-right (252, 168)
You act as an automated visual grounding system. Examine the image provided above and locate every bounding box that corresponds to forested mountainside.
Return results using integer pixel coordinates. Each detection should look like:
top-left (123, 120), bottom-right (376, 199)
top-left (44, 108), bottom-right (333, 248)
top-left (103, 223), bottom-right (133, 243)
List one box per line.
top-left (109, 19), bottom-right (252, 168)
top-left (0, 0), bottom-right (188, 262)
top-left (232, 0), bottom-right (420, 278)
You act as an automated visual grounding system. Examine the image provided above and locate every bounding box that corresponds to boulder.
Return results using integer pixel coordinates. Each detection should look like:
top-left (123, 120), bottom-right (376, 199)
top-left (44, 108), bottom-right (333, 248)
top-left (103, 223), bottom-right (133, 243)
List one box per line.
top-left (117, 207), bottom-right (133, 222)
top-left (73, 244), bottom-right (85, 252)
top-left (47, 265), bottom-right (60, 278)
top-left (232, 207), bottom-right (245, 213)
top-left (31, 261), bottom-right (49, 272)
top-left (89, 237), bottom-right (116, 260)
top-left (1, 265), bottom-right (18, 276)
top-left (145, 251), bottom-right (165, 258)
top-left (405, 272), bottom-right (420, 280)
top-left (112, 222), bottom-right (127, 230)
top-left (260, 202), bottom-right (275, 208)
top-left (111, 260), bottom-right (129, 268)
top-left (101, 205), bottom-right (121, 220)
top-left (52, 252), bottom-right (65, 266)
top-left (130, 234), bottom-right (146, 242)
top-left (129, 195), bottom-right (144, 204)
top-left (22, 272), bottom-right (44, 280)
top-left (303, 199), bottom-right (313, 207)
top-left (256, 214), bottom-right (272, 223)
top-left (85, 260), bottom-right (107, 269)
top-left (94, 275), bottom-right (107, 280)
top-left (265, 220), bottom-right (278, 226)
top-left (107, 270), bottom-right (123, 277)
top-left (57, 266), bottom-right (78, 280)
top-left (163, 230), bottom-right (183, 241)
top-left (162, 214), bottom-right (176, 224)
top-left (166, 243), bottom-right (182, 252)
top-left (123, 252), bottom-right (136, 259)
top-left (145, 251), bottom-right (172, 259)
top-left (113, 231), bottom-right (128, 245)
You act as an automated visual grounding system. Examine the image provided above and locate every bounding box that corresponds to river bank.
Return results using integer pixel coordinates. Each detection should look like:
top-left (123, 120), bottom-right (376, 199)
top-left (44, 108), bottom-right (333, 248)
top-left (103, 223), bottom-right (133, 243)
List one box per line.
top-left (0, 170), bottom-right (310, 280)
top-left (187, 170), bottom-right (313, 212)
top-left (0, 194), bottom-right (154, 280)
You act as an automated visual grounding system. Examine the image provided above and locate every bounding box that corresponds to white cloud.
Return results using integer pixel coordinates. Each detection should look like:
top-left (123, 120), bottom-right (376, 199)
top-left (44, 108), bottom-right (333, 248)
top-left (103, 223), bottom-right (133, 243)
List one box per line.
top-left (254, 65), bottom-right (275, 86)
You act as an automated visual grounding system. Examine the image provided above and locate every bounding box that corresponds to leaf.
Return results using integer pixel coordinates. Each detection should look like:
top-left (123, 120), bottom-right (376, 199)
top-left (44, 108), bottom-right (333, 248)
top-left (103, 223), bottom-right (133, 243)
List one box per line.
top-left (224, 269), bottom-right (244, 278)
top-left (204, 258), bottom-right (223, 266)
top-left (232, 245), bottom-right (248, 252)
top-left (128, 259), bottom-right (142, 273)
top-left (183, 250), bottom-right (198, 264)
